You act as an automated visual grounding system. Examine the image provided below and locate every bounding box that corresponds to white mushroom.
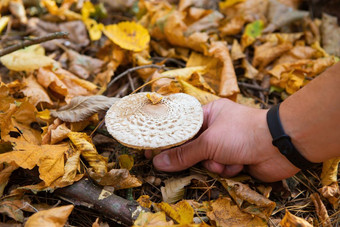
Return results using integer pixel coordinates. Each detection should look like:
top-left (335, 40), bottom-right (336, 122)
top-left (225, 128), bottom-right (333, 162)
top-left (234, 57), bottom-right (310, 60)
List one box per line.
top-left (105, 92), bottom-right (203, 150)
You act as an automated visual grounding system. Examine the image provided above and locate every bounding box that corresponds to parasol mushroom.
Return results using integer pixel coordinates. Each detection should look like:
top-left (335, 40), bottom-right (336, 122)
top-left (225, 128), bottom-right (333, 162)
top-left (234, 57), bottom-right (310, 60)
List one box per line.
top-left (105, 92), bottom-right (203, 150)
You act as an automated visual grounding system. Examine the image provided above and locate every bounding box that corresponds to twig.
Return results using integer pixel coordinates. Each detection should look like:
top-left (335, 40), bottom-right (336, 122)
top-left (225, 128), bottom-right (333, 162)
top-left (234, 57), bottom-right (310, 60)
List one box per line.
top-left (127, 73), bottom-right (135, 91)
top-left (106, 64), bottom-right (166, 91)
top-left (0, 32), bottom-right (69, 57)
top-left (151, 57), bottom-right (186, 67)
top-left (238, 82), bottom-right (269, 91)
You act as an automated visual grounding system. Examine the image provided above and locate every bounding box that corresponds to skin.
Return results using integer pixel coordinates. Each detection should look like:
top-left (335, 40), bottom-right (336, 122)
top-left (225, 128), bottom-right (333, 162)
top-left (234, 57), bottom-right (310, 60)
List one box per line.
top-left (145, 62), bottom-right (340, 182)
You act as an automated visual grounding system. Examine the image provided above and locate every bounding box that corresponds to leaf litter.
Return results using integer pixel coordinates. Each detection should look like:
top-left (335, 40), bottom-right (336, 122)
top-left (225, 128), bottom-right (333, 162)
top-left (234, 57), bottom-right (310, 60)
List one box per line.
top-left (0, 0), bottom-right (339, 226)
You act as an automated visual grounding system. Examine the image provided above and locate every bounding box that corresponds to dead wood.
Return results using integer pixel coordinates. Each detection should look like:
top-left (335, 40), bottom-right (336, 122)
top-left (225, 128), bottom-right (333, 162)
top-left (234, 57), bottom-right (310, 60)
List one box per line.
top-left (54, 178), bottom-right (149, 226)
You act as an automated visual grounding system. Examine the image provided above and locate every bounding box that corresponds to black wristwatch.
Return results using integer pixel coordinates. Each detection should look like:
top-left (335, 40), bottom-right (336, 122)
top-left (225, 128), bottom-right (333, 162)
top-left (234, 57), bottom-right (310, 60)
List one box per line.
top-left (266, 104), bottom-right (319, 169)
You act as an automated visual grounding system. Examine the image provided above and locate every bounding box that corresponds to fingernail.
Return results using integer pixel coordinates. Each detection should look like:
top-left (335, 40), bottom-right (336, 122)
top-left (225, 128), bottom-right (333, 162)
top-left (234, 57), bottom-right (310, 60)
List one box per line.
top-left (153, 153), bottom-right (170, 168)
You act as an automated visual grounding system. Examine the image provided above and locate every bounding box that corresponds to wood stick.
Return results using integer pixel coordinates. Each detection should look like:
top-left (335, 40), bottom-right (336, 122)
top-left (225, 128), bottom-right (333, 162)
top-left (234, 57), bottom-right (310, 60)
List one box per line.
top-left (0, 32), bottom-right (69, 57)
top-left (55, 179), bottom-right (149, 226)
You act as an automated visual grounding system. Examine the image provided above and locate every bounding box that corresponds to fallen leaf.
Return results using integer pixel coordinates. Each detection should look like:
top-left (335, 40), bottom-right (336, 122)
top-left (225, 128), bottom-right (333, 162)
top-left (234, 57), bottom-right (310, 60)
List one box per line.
top-left (236, 94), bottom-right (261, 108)
top-left (319, 183), bottom-right (339, 210)
top-left (0, 16), bottom-right (10, 33)
top-left (264, 0), bottom-right (309, 33)
top-left (208, 41), bottom-right (239, 97)
top-left (207, 197), bottom-right (266, 227)
top-left (275, 45), bottom-right (317, 65)
top-left (21, 75), bottom-right (53, 107)
top-left (242, 58), bottom-right (260, 80)
top-left (133, 211), bottom-right (174, 226)
top-left (219, 16), bottom-right (246, 36)
top-left (104, 21), bottom-right (150, 52)
top-left (155, 200), bottom-right (194, 224)
top-left (25, 205), bottom-right (74, 227)
top-left (68, 132), bottom-right (108, 175)
top-left (179, 80), bottom-right (220, 105)
top-left (61, 149), bottom-right (81, 183)
top-left (241, 20), bottom-right (264, 49)
top-left (253, 42), bottom-right (293, 70)
top-left (66, 49), bottom-right (104, 79)
top-left (320, 157), bottom-right (340, 186)
top-left (0, 45), bottom-right (55, 72)
top-left (118, 154), bottom-right (134, 170)
top-left (0, 163), bottom-right (18, 197)
top-left (231, 39), bottom-right (246, 61)
top-left (184, 11), bottom-right (223, 36)
top-left (137, 195), bottom-right (152, 209)
top-left (310, 193), bottom-right (332, 227)
top-left (89, 168), bottom-right (142, 190)
top-left (0, 194), bottom-right (33, 222)
top-left (161, 175), bottom-right (206, 204)
top-left (9, 0), bottom-right (27, 24)
top-left (280, 209), bottom-right (312, 227)
top-left (218, 178), bottom-right (276, 221)
top-left (50, 123), bottom-right (71, 144)
top-left (321, 13), bottom-right (340, 57)
top-left (50, 95), bottom-right (119, 122)
top-left (27, 18), bottom-right (89, 51)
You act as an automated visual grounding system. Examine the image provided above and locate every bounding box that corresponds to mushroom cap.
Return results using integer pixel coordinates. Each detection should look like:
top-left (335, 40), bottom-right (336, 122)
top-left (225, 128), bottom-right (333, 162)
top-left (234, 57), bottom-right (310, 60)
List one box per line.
top-left (105, 92), bottom-right (203, 150)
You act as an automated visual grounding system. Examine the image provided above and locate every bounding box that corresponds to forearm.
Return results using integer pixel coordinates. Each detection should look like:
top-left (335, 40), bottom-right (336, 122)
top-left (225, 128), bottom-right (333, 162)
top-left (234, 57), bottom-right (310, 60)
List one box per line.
top-left (280, 62), bottom-right (340, 162)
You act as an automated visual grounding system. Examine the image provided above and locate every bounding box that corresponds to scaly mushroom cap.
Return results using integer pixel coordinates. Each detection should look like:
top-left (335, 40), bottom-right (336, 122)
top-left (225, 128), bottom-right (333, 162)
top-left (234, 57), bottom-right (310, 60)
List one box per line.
top-left (105, 92), bottom-right (203, 150)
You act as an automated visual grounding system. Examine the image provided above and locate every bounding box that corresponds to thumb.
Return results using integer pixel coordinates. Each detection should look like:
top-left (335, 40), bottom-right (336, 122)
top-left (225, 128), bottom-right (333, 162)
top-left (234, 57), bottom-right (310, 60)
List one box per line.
top-left (153, 137), bottom-right (206, 172)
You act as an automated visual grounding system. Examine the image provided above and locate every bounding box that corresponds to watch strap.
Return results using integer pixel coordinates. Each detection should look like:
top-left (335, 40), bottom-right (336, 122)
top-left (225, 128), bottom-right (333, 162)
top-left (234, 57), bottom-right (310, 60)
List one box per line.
top-left (266, 104), bottom-right (319, 169)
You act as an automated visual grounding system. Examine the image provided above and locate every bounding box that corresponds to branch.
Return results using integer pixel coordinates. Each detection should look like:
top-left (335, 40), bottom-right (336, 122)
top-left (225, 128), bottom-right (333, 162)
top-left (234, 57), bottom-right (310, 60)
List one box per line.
top-left (0, 32), bottom-right (69, 57)
top-left (55, 179), bottom-right (149, 226)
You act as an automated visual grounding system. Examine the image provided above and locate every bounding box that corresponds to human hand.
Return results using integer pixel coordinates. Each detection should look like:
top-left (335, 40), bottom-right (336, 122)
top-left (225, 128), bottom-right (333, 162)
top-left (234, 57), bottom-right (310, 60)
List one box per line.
top-left (145, 99), bottom-right (300, 182)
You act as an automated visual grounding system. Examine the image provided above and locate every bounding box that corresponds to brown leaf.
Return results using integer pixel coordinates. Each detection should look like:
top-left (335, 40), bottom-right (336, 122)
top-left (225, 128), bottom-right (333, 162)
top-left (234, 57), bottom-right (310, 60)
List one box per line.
top-left (67, 49), bottom-right (104, 79)
top-left (207, 197), bottom-right (266, 227)
top-left (219, 16), bottom-right (246, 36)
top-left (61, 149), bottom-right (81, 184)
top-left (0, 194), bottom-right (33, 222)
top-left (208, 41), bottom-right (239, 97)
top-left (253, 42), bottom-right (293, 70)
top-left (68, 132), bottom-right (108, 175)
top-left (218, 178), bottom-right (276, 221)
top-left (0, 163), bottom-right (18, 197)
top-left (275, 45), bottom-right (317, 65)
top-left (242, 58), bottom-right (260, 80)
top-left (310, 193), bottom-right (332, 227)
top-left (50, 123), bottom-right (71, 144)
top-left (185, 11), bottom-right (223, 36)
top-left (319, 183), bottom-right (339, 210)
top-left (89, 168), bottom-right (142, 190)
top-left (22, 75), bottom-right (53, 107)
top-left (133, 211), bottom-right (174, 226)
top-left (25, 205), bottom-right (74, 227)
top-left (231, 39), bottom-right (246, 61)
top-left (50, 95), bottom-right (119, 122)
top-left (264, 0), bottom-right (309, 33)
top-left (27, 18), bottom-right (89, 51)
top-left (280, 209), bottom-right (312, 227)
top-left (321, 13), bottom-right (340, 56)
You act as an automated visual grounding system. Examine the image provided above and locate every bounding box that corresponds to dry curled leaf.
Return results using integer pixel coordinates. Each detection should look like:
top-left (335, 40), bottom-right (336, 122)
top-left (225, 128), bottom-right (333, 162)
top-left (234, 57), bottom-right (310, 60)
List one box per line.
top-left (280, 209), bottom-right (312, 227)
top-left (310, 193), bottom-right (332, 227)
top-left (51, 95), bottom-right (119, 122)
top-left (133, 211), bottom-right (174, 226)
top-left (68, 132), bottom-right (108, 175)
top-left (155, 200), bottom-right (194, 224)
top-left (161, 174), bottom-right (206, 204)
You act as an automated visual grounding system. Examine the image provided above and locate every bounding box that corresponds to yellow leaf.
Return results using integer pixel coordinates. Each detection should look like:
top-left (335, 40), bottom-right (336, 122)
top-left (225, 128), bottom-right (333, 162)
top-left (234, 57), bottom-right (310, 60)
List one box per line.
top-left (146, 93), bottom-right (163, 105)
top-left (88, 168), bottom-right (142, 190)
top-left (81, 1), bottom-right (95, 19)
top-left (25, 205), bottom-right (74, 227)
top-left (83, 18), bottom-right (104, 41)
top-left (104, 21), bottom-right (150, 52)
top-left (219, 0), bottom-right (246, 9)
top-left (231, 39), bottom-right (246, 61)
top-left (0, 45), bottom-right (54, 71)
top-left (118, 154), bottom-right (134, 170)
top-left (241, 20), bottom-right (264, 49)
top-left (156, 200), bottom-right (194, 224)
top-left (68, 132), bottom-right (108, 175)
top-left (137, 195), bottom-right (152, 209)
top-left (237, 94), bottom-right (261, 109)
top-left (320, 157), bottom-right (340, 186)
top-left (207, 197), bottom-right (266, 227)
top-left (280, 210), bottom-right (312, 227)
top-left (0, 16), bottom-right (10, 34)
top-left (133, 211), bottom-right (174, 226)
top-left (61, 149), bottom-right (81, 183)
top-left (36, 109), bottom-right (51, 121)
top-left (179, 80), bottom-right (220, 105)
top-left (161, 66), bottom-right (206, 80)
